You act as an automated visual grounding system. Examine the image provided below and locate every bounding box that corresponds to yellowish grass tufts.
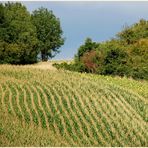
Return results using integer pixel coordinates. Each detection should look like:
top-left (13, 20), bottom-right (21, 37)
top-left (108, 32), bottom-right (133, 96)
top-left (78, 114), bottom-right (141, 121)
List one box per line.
top-left (0, 64), bottom-right (147, 146)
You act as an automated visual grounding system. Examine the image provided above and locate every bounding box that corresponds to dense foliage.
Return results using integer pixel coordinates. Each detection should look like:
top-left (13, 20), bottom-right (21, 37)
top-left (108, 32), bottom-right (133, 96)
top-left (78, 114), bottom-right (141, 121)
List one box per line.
top-left (32, 8), bottom-right (64, 61)
top-left (75, 38), bottom-right (99, 61)
top-left (54, 19), bottom-right (148, 80)
top-left (0, 2), bottom-right (38, 64)
top-left (0, 2), bottom-right (64, 64)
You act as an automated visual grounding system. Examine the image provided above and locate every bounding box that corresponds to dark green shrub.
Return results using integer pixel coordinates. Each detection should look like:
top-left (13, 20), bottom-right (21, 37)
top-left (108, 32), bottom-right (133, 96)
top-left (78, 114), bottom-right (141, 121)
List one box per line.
top-left (53, 62), bottom-right (86, 72)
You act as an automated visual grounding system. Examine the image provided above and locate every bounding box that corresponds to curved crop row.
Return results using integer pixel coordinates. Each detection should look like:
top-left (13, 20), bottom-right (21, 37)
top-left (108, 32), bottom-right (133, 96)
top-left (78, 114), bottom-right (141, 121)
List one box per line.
top-left (0, 67), bottom-right (147, 146)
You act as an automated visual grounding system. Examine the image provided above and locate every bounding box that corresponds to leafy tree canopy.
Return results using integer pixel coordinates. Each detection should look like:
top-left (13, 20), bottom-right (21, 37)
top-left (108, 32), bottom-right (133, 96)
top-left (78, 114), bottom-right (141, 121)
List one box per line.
top-left (75, 38), bottom-right (99, 61)
top-left (117, 19), bottom-right (148, 44)
top-left (31, 7), bottom-right (64, 61)
top-left (0, 2), bottom-right (38, 64)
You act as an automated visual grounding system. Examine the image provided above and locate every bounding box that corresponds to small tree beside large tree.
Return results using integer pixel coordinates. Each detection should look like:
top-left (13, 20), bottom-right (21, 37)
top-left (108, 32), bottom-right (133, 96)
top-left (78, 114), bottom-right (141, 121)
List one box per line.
top-left (0, 2), bottom-right (64, 64)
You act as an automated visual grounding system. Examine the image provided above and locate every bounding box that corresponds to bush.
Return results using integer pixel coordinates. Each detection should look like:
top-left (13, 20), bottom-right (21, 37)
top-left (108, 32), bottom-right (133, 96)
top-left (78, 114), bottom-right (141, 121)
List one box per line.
top-left (81, 50), bottom-right (99, 73)
top-left (0, 41), bottom-right (38, 64)
top-left (102, 47), bottom-right (129, 76)
top-left (68, 20), bottom-right (148, 80)
top-left (53, 62), bottom-right (86, 72)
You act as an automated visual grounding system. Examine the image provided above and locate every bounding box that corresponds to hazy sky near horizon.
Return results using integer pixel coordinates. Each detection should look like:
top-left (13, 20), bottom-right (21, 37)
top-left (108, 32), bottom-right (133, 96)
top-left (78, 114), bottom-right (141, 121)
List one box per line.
top-left (18, 2), bottom-right (148, 59)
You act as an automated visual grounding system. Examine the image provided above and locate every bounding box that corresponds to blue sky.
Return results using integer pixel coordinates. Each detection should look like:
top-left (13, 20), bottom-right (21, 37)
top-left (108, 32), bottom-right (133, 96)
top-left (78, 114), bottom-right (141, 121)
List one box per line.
top-left (20, 1), bottom-right (148, 60)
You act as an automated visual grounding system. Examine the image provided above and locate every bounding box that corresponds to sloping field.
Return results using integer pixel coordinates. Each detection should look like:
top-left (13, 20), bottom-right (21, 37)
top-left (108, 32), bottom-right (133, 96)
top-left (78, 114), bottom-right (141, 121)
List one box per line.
top-left (0, 64), bottom-right (148, 146)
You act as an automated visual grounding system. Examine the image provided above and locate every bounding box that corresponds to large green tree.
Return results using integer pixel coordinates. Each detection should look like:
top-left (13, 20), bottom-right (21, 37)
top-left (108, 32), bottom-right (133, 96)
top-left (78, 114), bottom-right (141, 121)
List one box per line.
top-left (31, 7), bottom-right (64, 61)
top-left (0, 2), bottom-right (38, 64)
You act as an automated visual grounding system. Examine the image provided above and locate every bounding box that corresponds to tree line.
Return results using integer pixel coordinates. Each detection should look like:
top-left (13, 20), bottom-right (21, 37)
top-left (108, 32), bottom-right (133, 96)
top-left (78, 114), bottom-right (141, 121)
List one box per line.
top-left (54, 19), bottom-right (148, 80)
top-left (0, 2), bottom-right (64, 64)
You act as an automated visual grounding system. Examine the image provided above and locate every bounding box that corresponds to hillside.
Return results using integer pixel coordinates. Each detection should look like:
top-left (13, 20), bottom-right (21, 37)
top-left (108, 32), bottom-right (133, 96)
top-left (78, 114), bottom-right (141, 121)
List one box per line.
top-left (0, 64), bottom-right (148, 146)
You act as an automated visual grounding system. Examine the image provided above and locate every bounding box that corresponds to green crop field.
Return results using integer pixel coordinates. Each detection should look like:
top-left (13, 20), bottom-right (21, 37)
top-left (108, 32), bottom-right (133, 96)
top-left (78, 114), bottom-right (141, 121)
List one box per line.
top-left (0, 64), bottom-right (148, 146)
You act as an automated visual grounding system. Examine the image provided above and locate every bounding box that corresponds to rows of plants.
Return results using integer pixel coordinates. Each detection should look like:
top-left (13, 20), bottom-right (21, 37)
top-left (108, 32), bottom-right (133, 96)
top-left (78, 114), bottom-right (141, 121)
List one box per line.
top-left (0, 67), bottom-right (147, 146)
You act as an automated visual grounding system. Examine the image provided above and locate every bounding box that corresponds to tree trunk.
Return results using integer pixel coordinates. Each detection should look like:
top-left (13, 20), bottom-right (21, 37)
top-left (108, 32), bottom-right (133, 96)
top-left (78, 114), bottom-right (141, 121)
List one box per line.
top-left (41, 51), bottom-right (48, 61)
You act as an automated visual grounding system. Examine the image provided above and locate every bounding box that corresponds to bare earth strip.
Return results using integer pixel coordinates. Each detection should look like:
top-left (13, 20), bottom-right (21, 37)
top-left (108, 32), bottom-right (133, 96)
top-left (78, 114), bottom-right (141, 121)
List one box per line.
top-left (98, 89), bottom-right (143, 146)
top-left (36, 82), bottom-right (73, 146)
top-left (85, 79), bottom-right (147, 146)
top-left (0, 82), bottom-right (6, 111)
top-left (46, 84), bottom-right (77, 146)
top-left (31, 83), bottom-right (50, 130)
top-left (59, 80), bottom-right (106, 146)
top-left (57, 82), bottom-right (92, 146)
top-left (5, 82), bottom-right (16, 116)
top-left (108, 89), bottom-right (147, 142)
top-left (21, 83), bottom-right (34, 126)
top-left (67, 79), bottom-right (123, 146)
top-left (25, 84), bottom-right (42, 128)
top-left (81, 81), bottom-right (128, 146)
top-left (44, 80), bottom-right (92, 145)
top-left (11, 81), bottom-right (26, 127)
top-left (35, 83), bottom-right (62, 135)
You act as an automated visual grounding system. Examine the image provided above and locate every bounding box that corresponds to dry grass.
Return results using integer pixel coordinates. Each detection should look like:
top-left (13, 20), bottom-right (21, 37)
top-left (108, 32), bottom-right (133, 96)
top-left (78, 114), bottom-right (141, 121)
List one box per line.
top-left (0, 64), bottom-right (147, 146)
top-left (21, 62), bottom-right (57, 70)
